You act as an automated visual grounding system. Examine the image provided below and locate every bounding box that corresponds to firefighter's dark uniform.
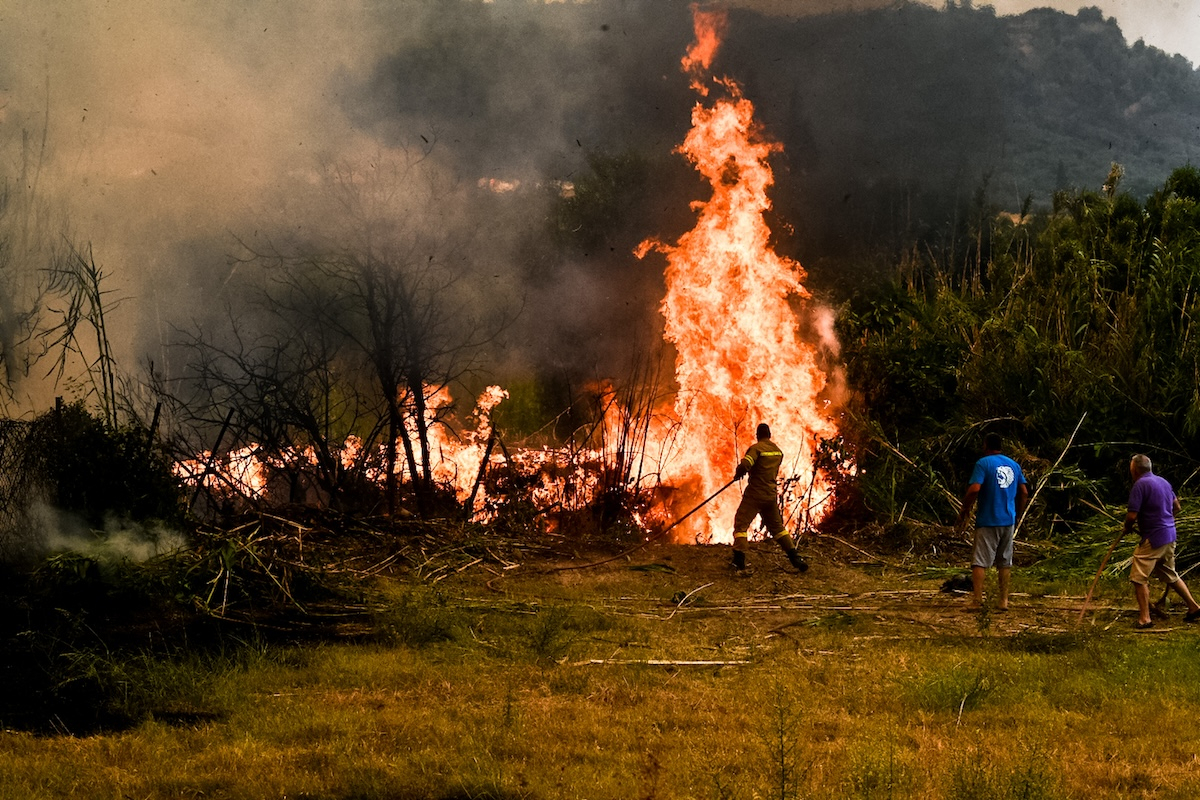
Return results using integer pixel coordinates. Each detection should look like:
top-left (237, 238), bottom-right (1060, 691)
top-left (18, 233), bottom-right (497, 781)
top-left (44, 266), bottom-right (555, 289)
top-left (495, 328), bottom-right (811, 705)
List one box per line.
top-left (732, 432), bottom-right (807, 572)
top-left (734, 439), bottom-right (786, 536)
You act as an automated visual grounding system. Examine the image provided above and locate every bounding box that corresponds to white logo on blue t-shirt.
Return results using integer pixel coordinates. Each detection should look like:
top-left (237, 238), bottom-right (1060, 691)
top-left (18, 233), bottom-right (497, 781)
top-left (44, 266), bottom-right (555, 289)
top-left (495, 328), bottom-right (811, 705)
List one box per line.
top-left (995, 465), bottom-right (1015, 489)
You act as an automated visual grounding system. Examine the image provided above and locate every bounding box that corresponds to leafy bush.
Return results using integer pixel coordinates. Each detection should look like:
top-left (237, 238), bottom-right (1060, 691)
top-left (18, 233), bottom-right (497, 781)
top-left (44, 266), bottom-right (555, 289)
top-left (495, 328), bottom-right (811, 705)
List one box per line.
top-left (836, 164), bottom-right (1200, 533)
top-left (0, 402), bottom-right (186, 562)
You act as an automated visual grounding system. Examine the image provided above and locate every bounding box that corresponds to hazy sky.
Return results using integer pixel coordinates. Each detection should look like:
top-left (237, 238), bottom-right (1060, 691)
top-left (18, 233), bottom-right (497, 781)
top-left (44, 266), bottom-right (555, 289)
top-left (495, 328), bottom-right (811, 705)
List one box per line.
top-left (982, 0), bottom-right (1200, 66)
top-left (5, 0), bottom-right (1196, 248)
top-left (3, 1), bottom-right (1192, 251)
top-left (744, 1), bottom-right (1200, 66)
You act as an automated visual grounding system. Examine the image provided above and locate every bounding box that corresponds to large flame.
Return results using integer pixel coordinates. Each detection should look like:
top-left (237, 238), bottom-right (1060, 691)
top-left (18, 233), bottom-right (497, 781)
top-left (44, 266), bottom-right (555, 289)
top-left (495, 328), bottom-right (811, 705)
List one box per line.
top-left (179, 9), bottom-right (838, 543)
top-left (638, 6), bottom-right (838, 544)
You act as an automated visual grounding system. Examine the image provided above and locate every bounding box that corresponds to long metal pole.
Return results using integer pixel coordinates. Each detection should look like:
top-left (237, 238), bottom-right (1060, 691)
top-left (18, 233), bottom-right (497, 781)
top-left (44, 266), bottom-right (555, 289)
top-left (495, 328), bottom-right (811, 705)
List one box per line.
top-left (657, 476), bottom-right (740, 538)
top-left (550, 477), bottom-right (741, 572)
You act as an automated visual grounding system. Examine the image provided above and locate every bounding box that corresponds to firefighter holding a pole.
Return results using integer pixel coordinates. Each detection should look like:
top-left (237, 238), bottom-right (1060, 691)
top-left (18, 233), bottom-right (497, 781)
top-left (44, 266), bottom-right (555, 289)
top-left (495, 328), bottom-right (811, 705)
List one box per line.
top-left (731, 423), bottom-right (808, 574)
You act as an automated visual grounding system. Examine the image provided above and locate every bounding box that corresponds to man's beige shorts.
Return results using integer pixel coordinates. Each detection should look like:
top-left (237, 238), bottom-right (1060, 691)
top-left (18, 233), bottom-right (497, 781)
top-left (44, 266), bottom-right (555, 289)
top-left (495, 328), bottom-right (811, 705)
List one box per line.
top-left (1129, 540), bottom-right (1181, 585)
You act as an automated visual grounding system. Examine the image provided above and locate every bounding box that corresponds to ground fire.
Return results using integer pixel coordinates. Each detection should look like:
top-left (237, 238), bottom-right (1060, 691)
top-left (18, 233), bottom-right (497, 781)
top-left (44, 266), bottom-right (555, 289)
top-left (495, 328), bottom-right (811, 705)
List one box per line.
top-left (178, 7), bottom-right (840, 544)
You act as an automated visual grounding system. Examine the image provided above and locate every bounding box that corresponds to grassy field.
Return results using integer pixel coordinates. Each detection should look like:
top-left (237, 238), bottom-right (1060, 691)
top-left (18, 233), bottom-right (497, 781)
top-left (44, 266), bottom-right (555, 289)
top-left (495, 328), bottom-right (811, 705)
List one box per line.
top-left (2, 535), bottom-right (1199, 800)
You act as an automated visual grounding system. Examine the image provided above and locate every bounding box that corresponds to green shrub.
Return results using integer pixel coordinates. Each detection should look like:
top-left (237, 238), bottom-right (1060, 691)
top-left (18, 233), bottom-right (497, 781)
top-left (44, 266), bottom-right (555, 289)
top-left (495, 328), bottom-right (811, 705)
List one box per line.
top-left (947, 745), bottom-right (1062, 800)
top-left (31, 401), bottom-right (185, 528)
top-left (846, 736), bottom-right (914, 800)
top-left (524, 605), bottom-right (576, 664)
top-left (378, 588), bottom-right (463, 647)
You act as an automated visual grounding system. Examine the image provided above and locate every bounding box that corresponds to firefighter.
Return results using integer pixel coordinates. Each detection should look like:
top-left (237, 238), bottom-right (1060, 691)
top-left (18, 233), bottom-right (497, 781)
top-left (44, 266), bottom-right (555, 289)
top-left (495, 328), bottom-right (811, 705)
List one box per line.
top-left (731, 423), bottom-right (808, 573)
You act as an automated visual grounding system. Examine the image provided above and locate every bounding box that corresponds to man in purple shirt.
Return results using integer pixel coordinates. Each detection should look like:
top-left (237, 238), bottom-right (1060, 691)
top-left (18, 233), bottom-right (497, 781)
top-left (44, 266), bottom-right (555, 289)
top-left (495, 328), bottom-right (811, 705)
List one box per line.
top-left (1124, 454), bottom-right (1200, 628)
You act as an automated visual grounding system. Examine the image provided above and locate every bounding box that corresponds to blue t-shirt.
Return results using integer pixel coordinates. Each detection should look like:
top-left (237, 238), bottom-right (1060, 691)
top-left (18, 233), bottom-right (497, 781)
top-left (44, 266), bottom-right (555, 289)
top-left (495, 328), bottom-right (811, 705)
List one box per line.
top-left (1128, 473), bottom-right (1177, 548)
top-left (969, 453), bottom-right (1026, 527)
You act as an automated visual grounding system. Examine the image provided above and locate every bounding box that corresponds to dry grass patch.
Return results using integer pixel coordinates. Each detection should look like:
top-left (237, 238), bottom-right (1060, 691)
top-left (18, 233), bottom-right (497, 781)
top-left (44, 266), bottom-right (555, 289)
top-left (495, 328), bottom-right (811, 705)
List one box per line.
top-left (3, 543), bottom-right (1200, 798)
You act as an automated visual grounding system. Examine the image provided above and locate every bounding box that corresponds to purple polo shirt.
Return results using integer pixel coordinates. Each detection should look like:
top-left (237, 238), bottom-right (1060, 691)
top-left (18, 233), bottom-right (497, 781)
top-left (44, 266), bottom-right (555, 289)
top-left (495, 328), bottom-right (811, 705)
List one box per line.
top-left (1128, 473), bottom-right (1177, 548)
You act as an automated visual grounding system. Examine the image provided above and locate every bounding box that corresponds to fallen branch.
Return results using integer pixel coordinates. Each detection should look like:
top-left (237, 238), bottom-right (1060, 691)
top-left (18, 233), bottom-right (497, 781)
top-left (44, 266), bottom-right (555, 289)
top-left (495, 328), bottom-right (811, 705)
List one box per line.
top-left (664, 582), bottom-right (714, 620)
top-left (1017, 411), bottom-right (1086, 539)
top-left (813, 531), bottom-right (899, 567)
top-left (547, 477), bottom-right (739, 572)
top-left (579, 659), bottom-right (750, 667)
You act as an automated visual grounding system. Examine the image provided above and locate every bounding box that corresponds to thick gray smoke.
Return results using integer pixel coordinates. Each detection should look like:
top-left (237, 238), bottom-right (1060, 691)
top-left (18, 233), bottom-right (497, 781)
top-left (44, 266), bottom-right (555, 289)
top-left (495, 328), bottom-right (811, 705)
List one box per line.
top-left (0, 1), bottom-right (691, 402)
top-left (0, 0), bottom-right (1197, 410)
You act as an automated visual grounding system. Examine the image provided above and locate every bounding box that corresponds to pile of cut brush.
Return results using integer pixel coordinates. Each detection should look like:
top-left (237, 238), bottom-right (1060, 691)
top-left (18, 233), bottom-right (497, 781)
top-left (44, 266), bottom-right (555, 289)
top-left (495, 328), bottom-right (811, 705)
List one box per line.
top-left (161, 508), bottom-right (564, 637)
top-left (0, 509), bottom-right (569, 734)
top-left (3, 501), bottom-right (646, 658)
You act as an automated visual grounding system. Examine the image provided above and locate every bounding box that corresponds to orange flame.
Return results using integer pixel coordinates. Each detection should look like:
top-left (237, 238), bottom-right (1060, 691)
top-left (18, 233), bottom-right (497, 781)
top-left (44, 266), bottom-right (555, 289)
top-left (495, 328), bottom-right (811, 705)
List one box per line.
top-left (681, 5), bottom-right (728, 94)
top-left (638, 6), bottom-right (838, 543)
top-left (427, 384), bottom-right (508, 514)
top-left (179, 11), bottom-right (839, 541)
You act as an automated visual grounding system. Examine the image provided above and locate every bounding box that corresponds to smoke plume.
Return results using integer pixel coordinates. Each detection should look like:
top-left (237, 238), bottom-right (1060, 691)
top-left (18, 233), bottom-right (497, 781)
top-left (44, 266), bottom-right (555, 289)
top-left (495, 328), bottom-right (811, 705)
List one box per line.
top-left (0, 0), bottom-right (1197, 411)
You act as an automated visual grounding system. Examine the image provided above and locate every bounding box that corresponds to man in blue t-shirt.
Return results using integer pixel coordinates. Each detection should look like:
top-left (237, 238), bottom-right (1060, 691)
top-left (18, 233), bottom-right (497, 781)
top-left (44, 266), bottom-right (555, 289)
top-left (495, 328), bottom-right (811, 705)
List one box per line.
top-left (955, 433), bottom-right (1028, 610)
top-left (1124, 454), bottom-right (1200, 628)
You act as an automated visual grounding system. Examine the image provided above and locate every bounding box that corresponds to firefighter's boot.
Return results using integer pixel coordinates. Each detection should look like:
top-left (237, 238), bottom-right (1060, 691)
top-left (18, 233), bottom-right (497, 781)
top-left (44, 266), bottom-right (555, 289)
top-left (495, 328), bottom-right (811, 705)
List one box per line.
top-left (775, 532), bottom-right (809, 573)
top-left (732, 531), bottom-right (750, 574)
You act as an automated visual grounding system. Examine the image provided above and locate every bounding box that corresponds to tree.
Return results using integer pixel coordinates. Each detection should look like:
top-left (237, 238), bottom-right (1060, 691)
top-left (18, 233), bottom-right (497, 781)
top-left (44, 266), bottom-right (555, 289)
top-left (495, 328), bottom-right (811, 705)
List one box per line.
top-left (42, 242), bottom-right (121, 429)
top-left (180, 151), bottom-right (513, 518)
top-left (165, 300), bottom-right (385, 513)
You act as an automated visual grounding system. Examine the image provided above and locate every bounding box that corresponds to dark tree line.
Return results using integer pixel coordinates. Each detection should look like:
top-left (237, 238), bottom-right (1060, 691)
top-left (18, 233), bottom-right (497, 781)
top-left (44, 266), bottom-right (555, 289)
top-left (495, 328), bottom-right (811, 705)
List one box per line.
top-left (350, 1), bottom-right (1200, 298)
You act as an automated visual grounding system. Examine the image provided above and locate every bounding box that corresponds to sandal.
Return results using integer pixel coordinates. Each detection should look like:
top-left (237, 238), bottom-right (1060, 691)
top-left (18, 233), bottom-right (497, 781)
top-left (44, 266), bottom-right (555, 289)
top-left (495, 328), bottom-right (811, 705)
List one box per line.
top-left (1135, 620), bottom-right (1154, 630)
top-left (1185, 609), bottom-right (1200, 623)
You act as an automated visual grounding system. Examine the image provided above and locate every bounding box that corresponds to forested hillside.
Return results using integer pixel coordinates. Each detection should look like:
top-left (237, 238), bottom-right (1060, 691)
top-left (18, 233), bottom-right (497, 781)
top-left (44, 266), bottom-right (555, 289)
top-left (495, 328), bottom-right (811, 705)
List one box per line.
top-left (717, 3), bottom-right (1200, 264)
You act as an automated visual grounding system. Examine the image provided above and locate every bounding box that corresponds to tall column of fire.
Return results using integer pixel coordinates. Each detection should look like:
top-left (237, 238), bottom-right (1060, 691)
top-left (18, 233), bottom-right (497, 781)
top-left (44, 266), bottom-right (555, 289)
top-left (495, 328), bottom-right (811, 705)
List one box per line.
top-left (638, 8), bottom-right (838, 544)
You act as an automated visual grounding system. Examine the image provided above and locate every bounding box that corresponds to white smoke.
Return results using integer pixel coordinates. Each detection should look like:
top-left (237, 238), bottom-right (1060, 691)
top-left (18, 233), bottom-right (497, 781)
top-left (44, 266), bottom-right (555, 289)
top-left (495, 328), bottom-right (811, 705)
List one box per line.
top-left (29, 502), bottom-right (187, 563)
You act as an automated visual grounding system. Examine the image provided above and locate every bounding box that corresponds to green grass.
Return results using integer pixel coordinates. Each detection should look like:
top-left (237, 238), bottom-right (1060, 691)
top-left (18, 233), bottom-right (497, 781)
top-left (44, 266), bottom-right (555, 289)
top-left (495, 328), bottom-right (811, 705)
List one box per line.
top-left (2, 561), bottom-right (1200, 799)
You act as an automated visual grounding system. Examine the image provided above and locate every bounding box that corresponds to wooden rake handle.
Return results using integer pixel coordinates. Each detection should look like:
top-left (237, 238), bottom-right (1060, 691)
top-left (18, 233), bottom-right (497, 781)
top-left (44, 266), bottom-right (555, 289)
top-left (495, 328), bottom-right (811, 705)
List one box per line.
top-left (1078, 529), bottom-right (1126, 623)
